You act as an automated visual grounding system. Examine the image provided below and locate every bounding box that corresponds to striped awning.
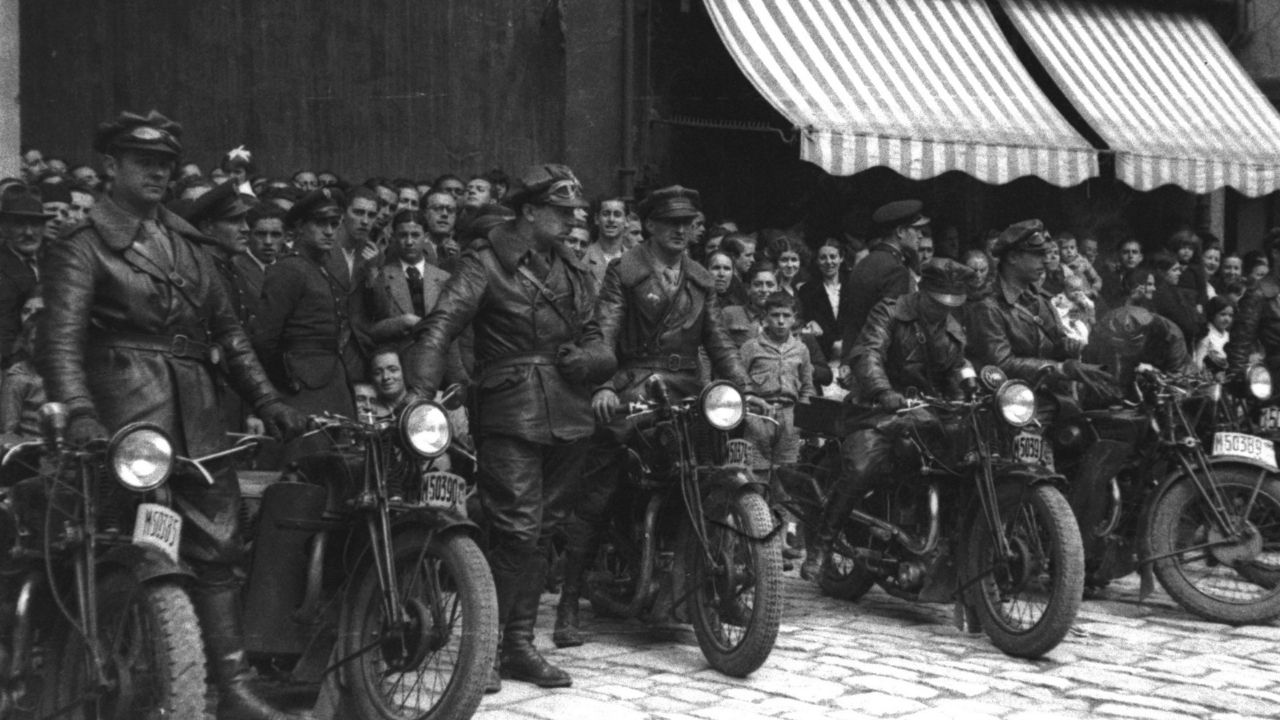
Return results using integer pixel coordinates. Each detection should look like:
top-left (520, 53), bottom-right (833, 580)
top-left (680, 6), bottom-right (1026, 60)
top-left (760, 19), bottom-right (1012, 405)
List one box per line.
top-left (702, 0), bottom-right (1098, 186)
top-left (1000, 0), bottom-right (1280, 197)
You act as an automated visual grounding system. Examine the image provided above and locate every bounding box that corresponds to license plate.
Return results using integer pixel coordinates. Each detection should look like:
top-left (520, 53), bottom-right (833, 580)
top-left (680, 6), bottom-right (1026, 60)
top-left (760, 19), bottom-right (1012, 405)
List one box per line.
top-left (132, 503), bottom-right (182, 564)
top-left (1212, 432), bottom-right (1278, 470)
top-left (726, 439), bottom-right (754, 466)
top-left (421, 472), bottom-right (468, 514)
top-left (1014, 432), bottom-right (1043, 464)
top-left (1261, 407), bottom-right (1280, 431)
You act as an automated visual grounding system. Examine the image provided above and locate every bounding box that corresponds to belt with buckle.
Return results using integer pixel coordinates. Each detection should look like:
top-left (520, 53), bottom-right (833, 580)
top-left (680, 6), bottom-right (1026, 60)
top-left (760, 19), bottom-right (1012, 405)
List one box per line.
top-left (93, 330), bottom-right (219, 364)
top-left (626, 354), bottom-right (699, 372)
top-left (475, 351), bottom-right (558, 375)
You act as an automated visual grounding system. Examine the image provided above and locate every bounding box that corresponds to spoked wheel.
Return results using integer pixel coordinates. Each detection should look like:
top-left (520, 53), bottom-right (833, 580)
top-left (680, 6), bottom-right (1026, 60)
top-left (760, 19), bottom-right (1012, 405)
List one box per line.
top-left (964, 484), bottom-right (1084, 659)
top-left (686, 492), bottom-right (782, 677)
top-left (1146, 467), bottom-right (1280, 624)
top-left (339, 528), bottom-right (498, 720)
top-left (40, 573), bottom-right (207, 720)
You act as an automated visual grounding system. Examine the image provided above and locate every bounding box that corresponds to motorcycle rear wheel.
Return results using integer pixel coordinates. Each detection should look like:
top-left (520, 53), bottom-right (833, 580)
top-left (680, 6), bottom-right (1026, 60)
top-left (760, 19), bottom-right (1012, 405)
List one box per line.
top-left (686, 491), bottom-right (782, 677)
top-left (1146, 467), bottom-right (1280, 624)
top-left (39, 572), bottom-right (207, 720)
top-left (339, 528), bottom-right (498, 720)
top-left (964, 484), bottom-right (1084, 659)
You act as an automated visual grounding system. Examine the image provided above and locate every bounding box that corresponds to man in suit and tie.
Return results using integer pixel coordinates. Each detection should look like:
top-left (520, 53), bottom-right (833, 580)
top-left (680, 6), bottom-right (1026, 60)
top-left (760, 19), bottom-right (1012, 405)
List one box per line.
top-left (328, 186), bottom-right (381, 382)
top-left (361, 209), bottom-right (451, 348)
top-left (234, 203), bottom-right (287, 330)
top-left (0, 186), bottom-right (52, 367)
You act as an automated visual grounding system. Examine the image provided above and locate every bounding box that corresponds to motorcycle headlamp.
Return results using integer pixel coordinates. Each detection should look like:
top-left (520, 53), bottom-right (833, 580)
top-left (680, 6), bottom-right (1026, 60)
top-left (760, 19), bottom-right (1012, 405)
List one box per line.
top-left (995, 381), bottom-right (1036, 427)
top-left (1247, 364), bottom-right (1272, 401)
top-left (701, 382), bottom-right (745, 431)
top-left (107, 423), bottom-right (174, 492)
top-left (400, 401), bottom-right (451, 458)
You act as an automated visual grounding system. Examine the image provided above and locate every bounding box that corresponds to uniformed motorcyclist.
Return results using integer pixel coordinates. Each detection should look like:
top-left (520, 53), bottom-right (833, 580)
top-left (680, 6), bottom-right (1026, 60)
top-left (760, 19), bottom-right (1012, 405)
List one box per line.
top-left (36, 110), bottom-right (309, 720)
top-left (811, 259), bottom-right (975, 577)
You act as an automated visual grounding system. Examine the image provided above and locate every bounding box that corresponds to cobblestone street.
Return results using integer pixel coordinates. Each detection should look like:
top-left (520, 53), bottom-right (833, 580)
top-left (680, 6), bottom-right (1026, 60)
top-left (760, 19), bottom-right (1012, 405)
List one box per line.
top-left (475, 570), bottom-right (1280, 720)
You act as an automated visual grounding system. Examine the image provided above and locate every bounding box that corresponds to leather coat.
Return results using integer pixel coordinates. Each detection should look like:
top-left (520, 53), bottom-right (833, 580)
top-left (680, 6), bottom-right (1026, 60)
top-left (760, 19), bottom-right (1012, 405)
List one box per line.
top-left (839, 241), bottom-right (915, 359)
top-left (1226, 272), bottom-right (1280, 375)
top-left (586, 244), bottom-right (747, 402)
top-left (406, 223), bottom-right (602, 443)
top-left (848, 293), bottom-right (967, 417)
top-left (966, 275), bottom-right (1072, 382)
top-left (37, 197), bottom-right (281, 457)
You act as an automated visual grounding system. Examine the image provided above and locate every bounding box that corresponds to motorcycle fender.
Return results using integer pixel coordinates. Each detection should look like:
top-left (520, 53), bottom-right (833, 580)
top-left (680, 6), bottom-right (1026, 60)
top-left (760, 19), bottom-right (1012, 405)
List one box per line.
top-left (993, 465), bottom-right (1067, 489)
top-left (699, 465), bottom-right (764, 504)
top-left (98, 543), bottom-right (195, 585)
top-left (391, 508), bottom-right (484, 541)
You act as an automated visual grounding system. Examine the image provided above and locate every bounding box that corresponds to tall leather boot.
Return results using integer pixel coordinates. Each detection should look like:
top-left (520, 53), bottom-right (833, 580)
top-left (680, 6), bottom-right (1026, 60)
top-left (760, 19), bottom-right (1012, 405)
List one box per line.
top-left (499, 557), bottom-right (571, 688)
top-left (485, 564), bottom-right (524, 695)
top-left (192, 585), bottom-right (313, 720)
top-left (552, 539), bottom-right (589, 648)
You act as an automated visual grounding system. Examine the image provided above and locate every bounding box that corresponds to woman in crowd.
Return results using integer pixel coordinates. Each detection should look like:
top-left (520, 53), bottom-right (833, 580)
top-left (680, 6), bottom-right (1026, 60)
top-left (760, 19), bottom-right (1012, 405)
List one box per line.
top-left (1243, 250), bottom-right (1270, 288)
top-left (766, 234), bottom-right (809, 296)
top-left (705, 250), bottom-right (737, 307)
top-left (1170, 229), bottom-right (1209, 307)
top-left (796, 239), bottom-right (844, 360)
top-left (1193, 296), bottom-right (1234, 371)
top-left (1215, 252), bottom-right (1243, 294)
top-left (720, 233), bottom-right (756, 306)
top-left (1201, 244), bottom-right (1223, 299)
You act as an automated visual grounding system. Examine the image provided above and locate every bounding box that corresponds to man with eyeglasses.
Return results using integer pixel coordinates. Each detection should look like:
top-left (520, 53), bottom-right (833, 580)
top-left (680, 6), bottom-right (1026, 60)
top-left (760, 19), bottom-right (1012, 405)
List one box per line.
top-left (423, 189), bottom-right (460, 269)
top-left (405, 163), bottom-right (608, 693)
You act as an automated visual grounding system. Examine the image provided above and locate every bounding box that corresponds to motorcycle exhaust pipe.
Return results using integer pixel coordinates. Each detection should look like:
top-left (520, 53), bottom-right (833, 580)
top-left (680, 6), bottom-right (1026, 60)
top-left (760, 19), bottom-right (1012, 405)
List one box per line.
top-left (846, 484), bottom-right (941, 556)
top-left (1096, 476), bottom-right (1123, 538)
top-left (619, 493), bottom-right (663, 618)
top-left (6, 574), bottom-right (36, 682)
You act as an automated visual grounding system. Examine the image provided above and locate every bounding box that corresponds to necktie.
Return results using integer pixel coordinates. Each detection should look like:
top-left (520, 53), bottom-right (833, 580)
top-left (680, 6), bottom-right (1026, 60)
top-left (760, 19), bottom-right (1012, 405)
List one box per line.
top-left (406, 265), bottom-right (426, 317)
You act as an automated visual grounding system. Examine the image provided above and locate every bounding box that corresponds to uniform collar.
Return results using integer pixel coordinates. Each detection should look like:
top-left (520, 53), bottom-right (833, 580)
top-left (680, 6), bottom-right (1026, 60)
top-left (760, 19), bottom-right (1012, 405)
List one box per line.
top-left (90, 195), bottom-right (203, 251)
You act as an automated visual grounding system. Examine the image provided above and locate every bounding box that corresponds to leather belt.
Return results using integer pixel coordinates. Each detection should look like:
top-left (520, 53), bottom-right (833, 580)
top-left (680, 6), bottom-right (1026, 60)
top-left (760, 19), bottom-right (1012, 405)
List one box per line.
top-left (476, 351), bottom-right (558, 374)
top-left (93, 330), bottom-right (218, 364)
top-left (625, 354), bottom-right (699, 372)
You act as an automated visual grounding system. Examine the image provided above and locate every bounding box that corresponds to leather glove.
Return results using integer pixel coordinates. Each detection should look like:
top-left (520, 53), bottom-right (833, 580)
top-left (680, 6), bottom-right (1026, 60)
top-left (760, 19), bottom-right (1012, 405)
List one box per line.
top-left (1059, 360), bottom-right (1119, 402)
top-left (592, 388), bottom-right (620, 424)
top-left (877, 390), bottom-right (907, 411)
top-left (67, 415), bottom-right (109, 447)
top-left (556, 343), bottom-right (593, 385)
top-left (258, 400), bottom-right (308, 442)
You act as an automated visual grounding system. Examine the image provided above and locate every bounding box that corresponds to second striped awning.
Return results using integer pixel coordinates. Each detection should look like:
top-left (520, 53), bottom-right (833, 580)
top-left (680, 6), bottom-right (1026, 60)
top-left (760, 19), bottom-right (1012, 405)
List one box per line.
top-left (1000, 0), bottom-right (1280, 197)
top-left (702, 0), bottom-right (1098, 187)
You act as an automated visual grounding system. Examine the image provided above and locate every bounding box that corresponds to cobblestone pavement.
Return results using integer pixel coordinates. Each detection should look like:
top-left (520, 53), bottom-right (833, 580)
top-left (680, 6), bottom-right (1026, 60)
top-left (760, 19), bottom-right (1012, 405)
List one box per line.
top-left (475, 569), bottom-right (1280, 720)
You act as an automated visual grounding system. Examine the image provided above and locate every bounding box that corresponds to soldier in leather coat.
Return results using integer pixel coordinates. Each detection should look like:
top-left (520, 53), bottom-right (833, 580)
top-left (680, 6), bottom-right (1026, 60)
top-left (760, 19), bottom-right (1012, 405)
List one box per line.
top-left (1226, 234), bottom-right (1280, 379)
top-left (36, 111), bottom-right (309, 720)
top-left (405, 164), bottom-right (608, 692)
top-left (553, 185), bottom-right (750, 648)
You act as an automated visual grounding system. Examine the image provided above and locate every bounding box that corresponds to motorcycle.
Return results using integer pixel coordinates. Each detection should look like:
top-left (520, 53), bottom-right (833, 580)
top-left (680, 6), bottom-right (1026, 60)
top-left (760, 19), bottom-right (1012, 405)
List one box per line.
top-left (0, 403), bottom-right (206, 718)
top-left (586, 378), bottom-right (783, 677)
top-left (812, 366), bottom-right (1085, 659)
top-left (234, 389), bottom-right (498, 720)
top-left (1051, 363), bottom-right (1280, 624)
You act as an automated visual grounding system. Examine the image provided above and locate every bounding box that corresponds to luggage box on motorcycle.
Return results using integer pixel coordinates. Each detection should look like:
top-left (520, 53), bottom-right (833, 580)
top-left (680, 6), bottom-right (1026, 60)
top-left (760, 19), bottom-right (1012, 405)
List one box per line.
top-left (795, 397), bottom-right (845, 438)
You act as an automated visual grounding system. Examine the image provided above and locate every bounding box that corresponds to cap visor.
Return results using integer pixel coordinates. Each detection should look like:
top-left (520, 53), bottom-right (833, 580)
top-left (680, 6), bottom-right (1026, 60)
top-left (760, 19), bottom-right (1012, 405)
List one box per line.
top-left (928, 291), bottom-right (967, 308)
top-left (910, 215), bottom-right (931, 227)
top-left (547, 197), bottom-right (591, 209)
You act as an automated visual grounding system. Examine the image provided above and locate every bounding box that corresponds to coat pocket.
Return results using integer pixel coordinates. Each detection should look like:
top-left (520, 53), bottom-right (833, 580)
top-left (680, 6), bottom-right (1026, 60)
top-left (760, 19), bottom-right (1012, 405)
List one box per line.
top-left (283, 350), bottom-right (340, 391)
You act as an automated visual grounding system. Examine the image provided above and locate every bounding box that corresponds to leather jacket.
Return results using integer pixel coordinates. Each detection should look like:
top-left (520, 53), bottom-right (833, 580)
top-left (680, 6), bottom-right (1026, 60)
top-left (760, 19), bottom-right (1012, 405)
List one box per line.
top-left (37, 197), bottom-right (280, 456)
top-left (966, 275), bottom-right (1072, 382)
top-left (406, 222), bottom-right (602, 443)
top-left (1226, 272), bottom-right (1280, 375)
top-left (586, 245), bottom-right (747, 400)
top-left (839, 241), bottom-right (915, 359)
top-left (849, 292), bottom-right (967, 407)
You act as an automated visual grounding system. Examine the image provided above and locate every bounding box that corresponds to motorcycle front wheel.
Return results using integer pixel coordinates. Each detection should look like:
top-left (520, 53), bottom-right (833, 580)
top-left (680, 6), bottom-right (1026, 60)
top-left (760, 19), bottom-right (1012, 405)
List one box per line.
top-left (339, 527), bottom-right (498, 720)
top-left (686, 491), bottom-right (782, 677)
top-left (963, 483), bottom-right (1084, 659)
top-left (39, 572), bottom-right (207, 720)
top-left (1146, 466), bottom-right (1280, 624)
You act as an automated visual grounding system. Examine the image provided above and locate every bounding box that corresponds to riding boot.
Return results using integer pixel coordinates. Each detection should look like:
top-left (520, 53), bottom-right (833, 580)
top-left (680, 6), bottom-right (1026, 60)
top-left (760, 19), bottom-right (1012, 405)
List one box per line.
top-left (486, 564), bottom-right (525, 695)
top-left (192, 584), bottom-right (314, 720)
top-left (552, 530), bottom-right (592, 648)
top-left (500, 556), bottom-right (572, 688)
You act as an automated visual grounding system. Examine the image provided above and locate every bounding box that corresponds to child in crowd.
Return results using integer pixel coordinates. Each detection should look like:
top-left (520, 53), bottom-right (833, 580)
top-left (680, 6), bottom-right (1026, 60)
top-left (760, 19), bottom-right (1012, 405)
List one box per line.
top-left (741, 292), bottom-right (815, 568)
top-left (1057, 232), bottom-right (1102, 296)
top-left (1194, 296), bottom-right (1234, 371)
top-left (1052, 274), bottom-right (1095, 345)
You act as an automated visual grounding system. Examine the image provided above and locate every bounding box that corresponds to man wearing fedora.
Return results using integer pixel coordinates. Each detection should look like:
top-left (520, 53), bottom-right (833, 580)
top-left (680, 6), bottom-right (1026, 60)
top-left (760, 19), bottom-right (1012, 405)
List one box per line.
top-left (35, 110), bottom-right (309, 720)
top-left (553, 185), bottom-right (749, 647)
top-left (0, 186), bottom-right (53, 368)
top-left (812, 258), bottom-right (977, 577)
top-left (405, 163), bottom-right (608, 691)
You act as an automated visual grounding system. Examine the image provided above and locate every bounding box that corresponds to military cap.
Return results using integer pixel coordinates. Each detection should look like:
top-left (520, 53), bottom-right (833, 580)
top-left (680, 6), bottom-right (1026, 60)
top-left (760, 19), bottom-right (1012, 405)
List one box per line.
top-left (285, 188), bottom-right (345, 228)
top-left (505, 164), bottom-right (589, 210)
top-left (182, 181), bottom-right (255, 226)
top-left (919, 258), bottom-right (976, 307)
top-left (872, 199), bottom-right (929, 231)
top-left (92, 110), bottom-right (183, 157)
top-left (0, 186), bottom-right (54, 220)
top-left (640, 185), bottom-right (701, 221)
top-left (459, 202), bottom-right (517, 241)
top-left (991, 219), bottom-right (1050, 257)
